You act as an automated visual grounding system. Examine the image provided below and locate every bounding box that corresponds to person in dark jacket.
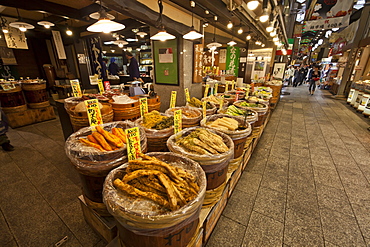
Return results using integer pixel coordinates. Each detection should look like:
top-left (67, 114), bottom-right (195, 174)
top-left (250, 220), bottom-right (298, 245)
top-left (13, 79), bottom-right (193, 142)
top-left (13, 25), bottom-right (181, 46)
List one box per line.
top-left (0, 109), bottom-right (14, 151)
top-left (293, 67), bottom-right (300, 87)
top-left (108, 57), bottom-right (120, 75)
top-left (125, 52), bottom-right (140, 80)
top-left (308, 65), bottom-right (321, 95)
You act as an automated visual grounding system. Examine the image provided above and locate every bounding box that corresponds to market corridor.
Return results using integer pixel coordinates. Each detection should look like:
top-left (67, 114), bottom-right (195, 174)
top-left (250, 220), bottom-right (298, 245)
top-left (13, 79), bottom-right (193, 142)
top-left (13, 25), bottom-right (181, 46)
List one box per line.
top-left (0, 86), bottom-right (370, 247)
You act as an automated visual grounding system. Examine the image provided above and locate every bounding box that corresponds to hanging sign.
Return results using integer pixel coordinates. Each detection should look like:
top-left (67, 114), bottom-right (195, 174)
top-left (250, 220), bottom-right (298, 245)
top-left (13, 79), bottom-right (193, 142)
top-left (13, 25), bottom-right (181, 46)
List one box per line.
top-left (174, 109), bottom-right (182, 134)
top-left (170, 91), bottom-right (177, 108)
top-left (125, 127), bottom-right (141, 161)
top-left (85, 99), bottom-right (103, 126)
top-left (185, 88), bottom-right (190, 102)
top-left (214, 83), bottom-right (218, 95)
top-left (98, 79), bottom-right (104, 95)
top-left (70, 79), bottom-right (82, 97)
top-left (202, 101), bottom-right (207, 119)
top-left (52, 30), bottom-right (67, 59)
top-left (139, 98), bottom-right (148, 117)
top-left (204, 84), bottom-right (210, 98)
top-left (226, 46), bottom-right (240, 76)
top-left (193, 44), bottom-right (204, 83)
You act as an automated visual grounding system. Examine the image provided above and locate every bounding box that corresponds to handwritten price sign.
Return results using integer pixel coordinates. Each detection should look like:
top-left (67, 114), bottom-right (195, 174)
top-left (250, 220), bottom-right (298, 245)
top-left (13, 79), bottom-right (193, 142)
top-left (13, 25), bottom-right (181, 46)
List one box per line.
top-left (214, 83), bottom-right (218, 95)
top-left (185, 88), bottom-right (190, 102)
top-left (125, 127), bottom-right (141, 160)
top-left (225, 81), bottom-right (229, 93)
top-left (202, 101), bottom-right (207, 119)
top-left (174, 109), bottom-right (182, 134)
top-left (170, 91), bottom-right (177, 108)
top-left (70, 79), bottom-right (82, 97)
top-left (139, 98), bottom-right (148, 117)
top-left (84, 99), bottom-right (103, 126)
top-left (219, 95), bottom-right (225, 110)
top-left (98, 79), bottom-right (104, 95)
top-left (204, 84), bottom-right (210, 98)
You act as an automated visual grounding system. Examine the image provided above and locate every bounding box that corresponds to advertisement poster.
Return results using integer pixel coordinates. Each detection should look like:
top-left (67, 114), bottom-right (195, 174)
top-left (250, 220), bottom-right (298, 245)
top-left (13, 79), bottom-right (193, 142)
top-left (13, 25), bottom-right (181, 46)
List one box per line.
top-left (0, 47), bottom-right (17, 65)
top-left (251, 61), bottom-right (267, 80)
top-left (272, 63), bottom-right (286, 79)
top-left (159, 48), bottom-right (173, 63)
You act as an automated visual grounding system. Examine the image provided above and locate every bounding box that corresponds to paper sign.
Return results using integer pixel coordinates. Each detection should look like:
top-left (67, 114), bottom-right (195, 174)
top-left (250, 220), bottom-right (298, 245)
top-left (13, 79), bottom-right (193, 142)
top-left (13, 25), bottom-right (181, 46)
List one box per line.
top-left (70, 79), bottom-right (82, 97)
top-left (0, 83), bottom-right (16, 91)
top-left (219, 95), bottom-right (224, 110)
top-left (231, 80), bottom-right (235, 90)
top-left (185, 88), bottom-right (190, 102)
top-left (225, 81), bottom-right (229, 93)
top-left (202, 101), bottom-right (207, 119)
top-left (84, 99), bottom-right (103, 126)
top-left (174, 109), bottom-right (182, 134)
top-left (170, 91), bottom-right (177, 108)
top-left (204, 84), bottom-right (210, 98)
top-left (139, 98), bottom-right (148, 117)
top-left (98, 79), bottom-right (104, 95)
top-left (125, 127), bottom-right (141, 161)
top-left (214, 83), bottom-right (218, 95)
top-left (104, 81), bottom-right (111, 91)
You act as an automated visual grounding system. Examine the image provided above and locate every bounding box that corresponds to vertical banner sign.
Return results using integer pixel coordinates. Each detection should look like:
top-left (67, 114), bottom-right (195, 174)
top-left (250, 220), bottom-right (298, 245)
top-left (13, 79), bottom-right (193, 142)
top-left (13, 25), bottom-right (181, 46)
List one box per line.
top-left (125, 127), bottom-right (141, 161)
top-left (170, 91), bottom-right (177, 108)
top-left (226, 46), bottom-right (240, 76)
top-left (193, 44), bottom-right (204, 83)
top-left (185, 88), bottom-right (190, 102)
top-left (84, 99), bottom-right (103, 126)
top-left (97, 79), bottom-right (104, 95)
top-left (203, 84), bottom-right (210, 98)
top-left (174, 109), bottom-right (182, 134)
top-left (70, 79), bottom-right (82, 97)
top-left (51, 31), bottom-right (67, 59)
top-left (225, 81), bottom-right (229, 93)
top-left (139, 98), bottom-right (148, 117)
top-left (219, 95), bottom-right (224, 110)
top-left (89, 37), bottom-right (104, 80)
top-left (202, 101), bottom-right (207, 119)
top-left (104, 81), bottom-right (111, 91)
top-left (214, 83), bottom-right (218, 95)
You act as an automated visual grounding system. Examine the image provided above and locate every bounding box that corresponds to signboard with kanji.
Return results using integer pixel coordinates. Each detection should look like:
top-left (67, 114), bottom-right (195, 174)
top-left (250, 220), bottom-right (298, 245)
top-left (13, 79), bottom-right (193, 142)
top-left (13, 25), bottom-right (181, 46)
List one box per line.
top-left (84, 99), bottom-right (103, 126)
top-left (174, 110), bottom-right (182, 134)
top-left (226, 46), bottom-right (240, 76)
top-left (125, 127), bottom-right (141, 160)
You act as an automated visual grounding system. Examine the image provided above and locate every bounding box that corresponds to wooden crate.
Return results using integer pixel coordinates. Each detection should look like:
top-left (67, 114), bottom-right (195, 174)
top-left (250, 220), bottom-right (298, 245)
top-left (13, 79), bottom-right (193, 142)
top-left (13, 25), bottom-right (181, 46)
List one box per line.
top-left (187, 228), bottom-right (203, 247)
top-left (78, 195), bottom-right (117, 243)
top-left (6, 105), bottom-right (56, 128)
top-left (228, 163), bottom-right (243, 197)
top-left (203, 184), bottom-right (229, 243)
top-left (243, 144), bottom-right (254, 170)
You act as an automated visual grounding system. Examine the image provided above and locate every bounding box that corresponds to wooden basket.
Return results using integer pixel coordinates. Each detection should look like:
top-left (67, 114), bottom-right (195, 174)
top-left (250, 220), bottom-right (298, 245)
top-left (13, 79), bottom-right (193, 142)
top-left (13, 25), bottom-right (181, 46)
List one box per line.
top-left (22, 82), bottom-right (50, 109)
top-left (112, 99), bottom-right (140, 121)
top-left (0, 85), bottom-right (27, 113)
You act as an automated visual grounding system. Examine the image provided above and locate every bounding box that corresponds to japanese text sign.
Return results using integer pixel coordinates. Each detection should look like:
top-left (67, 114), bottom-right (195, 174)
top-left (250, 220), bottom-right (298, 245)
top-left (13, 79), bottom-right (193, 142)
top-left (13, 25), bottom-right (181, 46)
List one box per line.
top-left (204, 84), bottom-right (210, 98)
top-left (226, 46), bottom-right (240, 76)
top-left (185, 88), bottom-right (190, 102)
top-left (170, 91), bottom-right (177, 108)
top-left (125, 127), bottom-right (141, 161)
top-left (84, 99), bottom-right (102, 126)
top-left (214, 83), bottom-right (218, 95)
top-left (98, 79), bottom-right (104, 95)
top-left (139, 98), bottom-right (148, 117)
top-left (70, 79), bottom-right (82, 97)
top-left (174, 109), bottom-right (182, 134)
top-left (202, 101), bottom-right (207, 119)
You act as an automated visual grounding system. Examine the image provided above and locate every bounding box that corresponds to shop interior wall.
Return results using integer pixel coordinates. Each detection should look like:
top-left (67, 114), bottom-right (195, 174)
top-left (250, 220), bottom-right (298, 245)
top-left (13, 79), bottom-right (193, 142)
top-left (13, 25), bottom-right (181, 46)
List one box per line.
top-left (74, 39), bottom-right (93, 90)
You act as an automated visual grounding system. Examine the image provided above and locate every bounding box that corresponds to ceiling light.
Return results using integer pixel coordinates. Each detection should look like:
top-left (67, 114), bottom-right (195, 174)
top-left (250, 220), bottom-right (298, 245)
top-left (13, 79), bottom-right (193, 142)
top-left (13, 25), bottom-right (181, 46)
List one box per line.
top-left (9, 22), bottom-right (34, 32)
top-left (282, 49), bottom-right (287, 55)
top-left (66, 28), bottom-right (73, 36)
top-left (18, 25), bottom-right (27, 32)
top-left (183, 29), bottom-right (203, 40)
top-left (259, 9), bottom-right (269, 23)
top-left (270, 30), bottom-right (277, 36)
top-left (137, 31), bottom-right (147, 38)
top-left (132, 28), bottom-right (139, 33)
top-left (227, 40), bottom-right (237, 46)
top-left (247, 0), bottom-right (259, 10)
top-left (89, 11), bottom-right (114, 20)
top-left (238, 27), bottom-right (243, 34)
top-left (266, 22), bottom-right (274, 32)
top-left (151, 30), bottom-right (175, 41)
top-left (203, 22), bottom-right (209, 28)
top-left (207, 42), bottom-right (222, 50)
top-left (274, 41), bottom-right (280, 45)
top-left (102, 50), bottom-right (107, 54)
top-left (0, 17), bottom-right (9, 33)
top-left (205, 10), bottom-right (210, 15)
top-left (332, 28), bottom-right (339, 31)
top-left (273, 37), bottom-right (279, 42)
top-left (104, 41), bottom-right (114, 45)
top-left (111, 49), bottom-right (115, 53)
top-left (126, 38), bottom-right (138, 42)
top-left (136, 48), bottom-right (141, 51)
top-left (227, 21), bottom-right (233, 29)
top-left (2, 27), bottom-right (8, 33)
top-left (37, 21), bottom-right (55, 29)
top-left (246, 34), bottom-right (251, 40)
top-left (87, 7), bottom-right (125, 33)
top-left (318, 39), bottom-right (323, 45)
top-left (214, 16), bottom-right (218, 21)
top-left (261, 44), bottom-right (265, 47)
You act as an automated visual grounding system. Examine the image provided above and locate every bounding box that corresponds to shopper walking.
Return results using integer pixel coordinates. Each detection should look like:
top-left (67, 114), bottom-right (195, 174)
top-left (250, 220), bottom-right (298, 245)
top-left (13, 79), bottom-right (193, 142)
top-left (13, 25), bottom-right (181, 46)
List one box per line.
top-left (298, 65), bottom-right (309, 86)
top-left (308, 65), bottom-right (321, 95)
top-left (285, 65), bottom-right (295, 86)
top-left (125, 52), bottom-right (140, 81)
top-left (0, 108), bottom-right (14, 151)
top-left (293, 67), bottom-right (300, 87)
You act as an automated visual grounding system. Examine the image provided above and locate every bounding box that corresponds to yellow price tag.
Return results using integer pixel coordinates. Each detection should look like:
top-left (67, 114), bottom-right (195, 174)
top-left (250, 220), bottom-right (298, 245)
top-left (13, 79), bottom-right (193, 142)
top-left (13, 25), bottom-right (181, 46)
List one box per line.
top-left (225, 81), bottom-right (229, 93)
top-left (174, 109), bottom-right (182, 134)
top-left (84, 99), bottom-right (103, 126)
top-left (231, 80), bottom-right (235, 90)
top-left (185, 88), bottom-right (190, 102)
top-left (202, 101), bottom-right (207, 119)
top-left (219, 95), bottom-right (224, 110)
top-left (203, 84), bottom-right (210, 98)
top-left (98, 79), bottom-right (104, 95)
top-left (214, 83), bottom-right (218, 95)
top-left (70, 79), bottom-right (82, 97)
top-left (125, 127), bottom-right (141, 161)
top-left (139, 98), bottom-right (148, 117)
top-left (170, 91), bottom-right (177, 108)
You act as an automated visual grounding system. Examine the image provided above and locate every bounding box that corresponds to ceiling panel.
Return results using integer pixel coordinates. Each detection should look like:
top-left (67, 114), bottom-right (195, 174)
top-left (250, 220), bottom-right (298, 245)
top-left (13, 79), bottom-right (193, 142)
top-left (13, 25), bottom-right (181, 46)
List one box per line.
top-left (45, 0), bottom-right (93, 10)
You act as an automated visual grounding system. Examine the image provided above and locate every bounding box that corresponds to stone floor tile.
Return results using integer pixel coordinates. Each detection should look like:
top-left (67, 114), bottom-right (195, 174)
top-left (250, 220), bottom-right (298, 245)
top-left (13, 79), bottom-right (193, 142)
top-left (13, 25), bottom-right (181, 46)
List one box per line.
top-left (2, 239), bottom-right (18, 247)
top-left (235, 172), bottom-right (262, 196)
top-left (312, 165), bottom-right (343, 190)
top-left (324, 241), bottom-right (339, 247)
top-left (0, 210), bottom-right (13, 245)
top-left (253, 187), bottom-right (286, 223)
top-left (241, 211), bottom-right (284, 247)
top-left (351, 202), bottom-right (370, 239)
top-left (222, 188), bottom-right (255, 225)
top-left (260, 169), bottom-right (288, 193)
top-left (320, 207), bottom-right (366, 246)
top-left (206, 216), bottom-right (246, 247)
top-left (287, 185), bottom-right (319, 216)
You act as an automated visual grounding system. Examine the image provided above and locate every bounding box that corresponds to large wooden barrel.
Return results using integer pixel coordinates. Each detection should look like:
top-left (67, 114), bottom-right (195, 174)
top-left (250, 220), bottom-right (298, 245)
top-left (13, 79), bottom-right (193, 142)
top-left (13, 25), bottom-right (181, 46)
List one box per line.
top-left (147, 95), bottom-right (161, 112)
top-left (112, 98), bottom-right (140, 121)
top-left (22, 82), bottom-right (50, 108)
top-left (0, 85), bottom-right (27, 113)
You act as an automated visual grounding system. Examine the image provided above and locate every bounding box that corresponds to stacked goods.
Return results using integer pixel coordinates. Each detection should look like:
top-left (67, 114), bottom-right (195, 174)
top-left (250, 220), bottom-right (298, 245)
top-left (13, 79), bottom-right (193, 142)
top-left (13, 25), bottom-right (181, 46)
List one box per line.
top-left (165, 106), bottom-right (202, 128)
top-left (246, 96), bottom-right (269, 105)
top-left (187, 97), bottom-right (217, 115)
top-left (65, 121), bottom-right (147, 216)
top-left (21, 80), bottom-right (50, 108)
top-left (147, 95), bottom-right (161, 112)
top-left (203, 95), bottom-right (229, 109)
top-left (111, 95), bottom-right (140, 121)
top-left (103, 152), bottom-right (206, 247)
top-left (167, 127), bottom-right (234, 191)
top-left (253, 86), bottom-right (272, 100)
top-left (234, 101), bottom-right (268, 127)
top-left (222, 105), bottom-right (258, 126)
top-left (201, 114), bottom-right (252, 159)
top-left (0, 83), bottom-right (27, 113)
top-left (136, 111), bottom-right (174, 152)
top-left (216, 93), bottom-right (236, 104)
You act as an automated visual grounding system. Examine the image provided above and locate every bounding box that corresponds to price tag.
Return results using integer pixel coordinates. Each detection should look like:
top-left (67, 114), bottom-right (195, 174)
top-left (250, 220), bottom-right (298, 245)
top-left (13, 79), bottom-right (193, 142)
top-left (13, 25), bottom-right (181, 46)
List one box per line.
top-left (98, 79), bottom-right (104, 95)
top-left (84, 99), bottom-right (103, 126)
top-left (202, 101), bottom-right (207, 119)
top-left (174, 109), bottom-right (182, 134)
top-left (214, 83), bottom-right (218, 95)
top-left (203, 84), bottom-right (210, 98)
top-left (225, 81), bottom-right (229, 93)
top-left (0, 83), bottom-right (16, 91)
top-left (170, 91), bottom-right (177, 108)
top-left (139, 98), bottom-right (148, 117)
top-left (185, 88), bottom-right (190, 102)
top-left (219, 95), bottom-right (224, 110)
top-left (125, 127), bottom-right (141, 161)
top-left (70, 79), bottom-right (82, 97)
top-left (231, 80), bottom-right (235, 90)
top-left (104, 81), bottom-right (111, 91)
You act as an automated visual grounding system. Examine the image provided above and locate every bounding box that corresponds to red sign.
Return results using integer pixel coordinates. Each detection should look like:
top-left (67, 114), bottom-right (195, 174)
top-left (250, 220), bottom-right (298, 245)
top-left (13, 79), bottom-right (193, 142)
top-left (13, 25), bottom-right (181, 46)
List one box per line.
top-left (104, 81), bottom-right (111, 91)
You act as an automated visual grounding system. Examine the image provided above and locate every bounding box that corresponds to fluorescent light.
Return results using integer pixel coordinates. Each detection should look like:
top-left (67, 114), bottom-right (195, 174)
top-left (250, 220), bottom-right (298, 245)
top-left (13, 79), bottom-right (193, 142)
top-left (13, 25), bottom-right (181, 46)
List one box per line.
top-left (183, 29), bottom-right (203, 40)
top-left (150, 30), bottom-right (176, 41)
top-left (126, 38), bottom-right (138, 42)
top-left (247, 0), bottom-right (259, 10)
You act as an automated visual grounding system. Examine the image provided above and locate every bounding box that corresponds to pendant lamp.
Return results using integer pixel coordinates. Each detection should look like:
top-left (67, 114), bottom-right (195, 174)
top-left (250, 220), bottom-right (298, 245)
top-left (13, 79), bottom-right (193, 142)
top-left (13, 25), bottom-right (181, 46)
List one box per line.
top-left (207, 25), bottom-right (222, 50)
top-left (183, 1), bottom-right (203, 41)
top-left (37, 21), bottom-right (55, 29)
top-left (151, 0), bottom-right (176, 41)
top-left (9, 9), bottom-right (34, 32)
top-left (87, 1), bottom-right (125, 33)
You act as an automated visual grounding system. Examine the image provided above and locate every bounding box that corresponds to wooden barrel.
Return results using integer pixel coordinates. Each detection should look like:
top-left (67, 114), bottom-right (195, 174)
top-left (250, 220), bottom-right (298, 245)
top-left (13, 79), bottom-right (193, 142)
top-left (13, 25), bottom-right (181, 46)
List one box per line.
top-left (147, 95), bottom-right (161, 112)
top-left (68, 103), bottom-right (114, 132)
top-left (0, 85), bottom-right (27, 113)
top-left (112, 98), bottom-right (140, 121)
top-left (165, 106), bottom-right (202, 129)
top-left (22, 82), bottom-right (50, 108)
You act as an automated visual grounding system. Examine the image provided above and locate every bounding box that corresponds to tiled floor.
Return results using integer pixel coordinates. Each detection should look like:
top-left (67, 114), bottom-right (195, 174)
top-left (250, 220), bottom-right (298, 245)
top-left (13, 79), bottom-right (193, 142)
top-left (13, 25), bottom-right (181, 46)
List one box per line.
top-left (0, 85), bottom-right (369, 247)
